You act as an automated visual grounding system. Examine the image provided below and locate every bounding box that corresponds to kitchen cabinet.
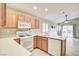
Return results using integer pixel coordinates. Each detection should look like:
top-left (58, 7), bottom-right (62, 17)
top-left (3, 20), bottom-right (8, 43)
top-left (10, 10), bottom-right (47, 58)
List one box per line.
top-left (33, 36), bottom-right (42, 49)
top-left (42, 37), bottom-right (48, 52)
top-left (36, 36), bottom-right (42, 49)
top-left (17, 14), bottom-right (25, 21)
top-left (31, 19), bottom-right (35, 29)
top-left (5, 13), bottom-right (17, 28)
top-left (0, 3), bottom-right (6, 26)
top-left (18, 16), bottom-right (40, 29)
top-left (33, 36), bottom-right (37, 49)
top-left (48, 38), bottom-right (66, 56)
top-left (17, 14), bottom-right (31, 29)
top-left (14, 38), bottom-right (20, 44)
top-left (25, 15), bottom-right (31, 22)
top-left (33, 36), bottom-right (48, 52)
top-left (31, 18), bottom-right (40, 29)
top-left (35, 18), bottom-right (40, 29)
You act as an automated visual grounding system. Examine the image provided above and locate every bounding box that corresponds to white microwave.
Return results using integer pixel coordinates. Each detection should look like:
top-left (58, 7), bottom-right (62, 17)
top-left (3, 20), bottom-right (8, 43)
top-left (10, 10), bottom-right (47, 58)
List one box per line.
top-left (18, 21), bottom-right (31, 29)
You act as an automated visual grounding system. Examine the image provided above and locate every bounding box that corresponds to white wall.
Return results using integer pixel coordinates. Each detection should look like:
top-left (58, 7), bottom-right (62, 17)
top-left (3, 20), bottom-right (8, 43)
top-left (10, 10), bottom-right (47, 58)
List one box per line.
top-left (48, 23), bottom-right (58, 36)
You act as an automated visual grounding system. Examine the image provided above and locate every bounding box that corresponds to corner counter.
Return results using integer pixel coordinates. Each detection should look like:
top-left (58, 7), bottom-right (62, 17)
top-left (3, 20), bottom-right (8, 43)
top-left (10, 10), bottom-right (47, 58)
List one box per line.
top-left (0, 38), bottom-right (32, 56)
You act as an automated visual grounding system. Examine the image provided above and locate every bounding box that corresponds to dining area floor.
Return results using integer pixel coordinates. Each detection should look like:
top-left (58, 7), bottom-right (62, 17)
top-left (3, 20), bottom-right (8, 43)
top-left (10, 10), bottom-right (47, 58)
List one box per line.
top-left (66, 38), bottom-right (79, 56)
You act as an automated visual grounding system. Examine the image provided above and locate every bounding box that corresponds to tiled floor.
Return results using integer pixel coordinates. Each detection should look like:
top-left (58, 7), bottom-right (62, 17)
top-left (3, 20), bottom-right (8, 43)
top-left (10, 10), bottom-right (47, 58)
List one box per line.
top-left (66, 38), bottom-right (79, 56)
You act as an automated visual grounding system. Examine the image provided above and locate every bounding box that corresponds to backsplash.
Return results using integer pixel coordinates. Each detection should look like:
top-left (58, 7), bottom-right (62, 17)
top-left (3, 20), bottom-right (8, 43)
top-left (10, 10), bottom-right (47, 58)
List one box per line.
top-left (0, 28), bottom-right (41, 38)
top-left (0, 28), bottom-right (16, 38)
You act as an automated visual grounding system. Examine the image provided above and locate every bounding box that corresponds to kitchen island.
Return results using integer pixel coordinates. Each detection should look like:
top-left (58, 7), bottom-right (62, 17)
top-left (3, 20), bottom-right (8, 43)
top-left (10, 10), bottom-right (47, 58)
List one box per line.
top-left (33, 35), bottom-right (66, 56)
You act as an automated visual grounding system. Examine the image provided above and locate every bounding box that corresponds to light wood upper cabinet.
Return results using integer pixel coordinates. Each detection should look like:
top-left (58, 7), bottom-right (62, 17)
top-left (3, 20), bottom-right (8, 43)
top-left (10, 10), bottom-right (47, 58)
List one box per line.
top-left (5, 13), bottom-right (17, 28)
top-left (25, 15), bottom-right (31, 22)
top-left (35, 18), bottom-right (40, 29)
top-left (0, 3), bottom-right (6, 26)
top-left (31, 19), bottom-right (36, 29)
top-left (31, 18), bottom-right (40, 29)
top-left (4, 8), bottom-right (40, 29)
top-left (17, 14), bottom-right (25, 21)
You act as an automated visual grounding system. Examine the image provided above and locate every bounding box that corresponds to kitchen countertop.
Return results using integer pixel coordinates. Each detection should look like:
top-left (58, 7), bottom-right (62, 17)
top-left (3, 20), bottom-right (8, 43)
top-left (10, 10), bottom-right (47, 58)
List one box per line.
top-left (35, 35), bottom-right (66, 40)
top-left (0, 38), bottom-right (32, 56)
top-left (11, 36), bottom-right (33, 40)
top-left (11, 34), bottom-right (65, 40)
top-left (47, 35), bottom-right (66, 40)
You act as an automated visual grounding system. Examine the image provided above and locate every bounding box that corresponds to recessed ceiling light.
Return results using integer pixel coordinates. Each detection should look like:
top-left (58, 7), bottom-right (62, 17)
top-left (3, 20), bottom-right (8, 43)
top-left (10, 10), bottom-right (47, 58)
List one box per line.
top-left (33, 6), bottom-right (38, 10)
top-left (45, 8), bottom-right (48, 12)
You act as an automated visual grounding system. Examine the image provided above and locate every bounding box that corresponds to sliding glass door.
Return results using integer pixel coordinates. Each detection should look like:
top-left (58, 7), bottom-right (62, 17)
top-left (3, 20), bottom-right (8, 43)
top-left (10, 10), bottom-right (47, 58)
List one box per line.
top-left (62, 25), bottom-right (73, 38)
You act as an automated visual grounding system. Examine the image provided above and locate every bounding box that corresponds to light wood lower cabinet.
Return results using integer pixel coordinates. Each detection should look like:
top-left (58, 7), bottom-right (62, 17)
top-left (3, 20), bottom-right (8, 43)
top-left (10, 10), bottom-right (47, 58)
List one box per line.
top-left (33, 36), bottom-right (37, 49)
top-left (33, 36), bottom-right (48, 52)
top-left (42, 37), bottom-right (48, 52)
top-left (36, 36), bottom-right (42, 49)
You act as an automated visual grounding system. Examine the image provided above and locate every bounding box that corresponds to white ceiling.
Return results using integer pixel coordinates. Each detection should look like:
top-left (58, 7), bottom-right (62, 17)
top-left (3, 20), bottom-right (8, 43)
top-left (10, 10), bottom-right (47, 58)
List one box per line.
top-left (7, 3), bottom-right (79, 23)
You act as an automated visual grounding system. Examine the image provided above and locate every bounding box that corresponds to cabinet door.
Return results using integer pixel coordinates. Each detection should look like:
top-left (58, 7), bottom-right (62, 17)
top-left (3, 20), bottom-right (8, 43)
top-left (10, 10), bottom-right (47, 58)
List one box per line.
top-left (42, 37), bottom-right (48, 52)
top-left (37, 36), bottom-right (42, 49)
top-left (25, 15), bottom-right (31, 22)
top-left (33, 36), bottom-right (37, 49)
top-left (31, 19), bottom-right (36, 29)
top-left (35, 18), bottom-right (40, 29)
top-left (18, 14), bottom-right (25, 21)
top-left (0, 3), bottom-right (6, 26)
top-left (5, 13), bottom-right (17, 28)
top-left (31, 18), bottom-right (40, 29)
top-left (48, 39), bottom-right (61, 56)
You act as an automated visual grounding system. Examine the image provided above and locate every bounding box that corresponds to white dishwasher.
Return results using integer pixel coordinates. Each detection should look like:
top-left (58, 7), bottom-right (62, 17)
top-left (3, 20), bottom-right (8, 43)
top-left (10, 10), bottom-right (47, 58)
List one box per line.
top-left (20, 36), bottom-right (33, 51)
top-left (48, 38), bottom-right (61, 56)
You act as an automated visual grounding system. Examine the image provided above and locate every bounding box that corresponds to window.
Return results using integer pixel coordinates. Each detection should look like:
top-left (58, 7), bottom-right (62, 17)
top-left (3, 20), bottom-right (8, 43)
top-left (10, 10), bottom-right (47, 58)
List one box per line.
top-left (42, 23), bottom-right (48, 33)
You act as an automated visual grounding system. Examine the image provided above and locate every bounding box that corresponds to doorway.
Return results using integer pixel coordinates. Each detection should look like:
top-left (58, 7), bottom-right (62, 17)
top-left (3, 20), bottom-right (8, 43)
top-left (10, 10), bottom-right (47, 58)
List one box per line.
top-left (62, 25), bottom-right (74, 38)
